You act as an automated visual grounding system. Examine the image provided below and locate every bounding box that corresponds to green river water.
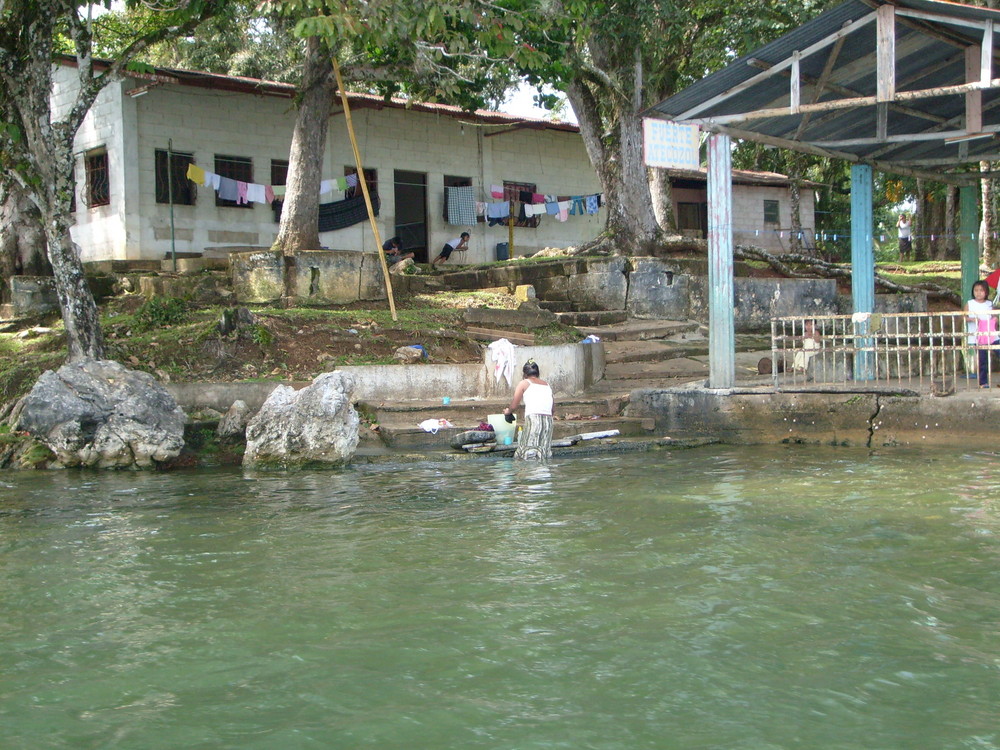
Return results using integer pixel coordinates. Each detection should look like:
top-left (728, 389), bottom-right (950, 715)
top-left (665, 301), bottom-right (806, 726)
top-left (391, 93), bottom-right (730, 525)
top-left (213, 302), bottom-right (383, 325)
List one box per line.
top-left (1, 446), bottom-right (998, 749)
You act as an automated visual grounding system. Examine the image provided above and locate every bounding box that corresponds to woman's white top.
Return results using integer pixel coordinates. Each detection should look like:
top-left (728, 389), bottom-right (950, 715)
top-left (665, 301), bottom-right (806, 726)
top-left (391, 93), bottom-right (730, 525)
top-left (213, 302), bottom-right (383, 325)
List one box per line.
top-left (898, 218), bottom-right (911, 239)
top-left (522, 381), bottom-right (554, 416)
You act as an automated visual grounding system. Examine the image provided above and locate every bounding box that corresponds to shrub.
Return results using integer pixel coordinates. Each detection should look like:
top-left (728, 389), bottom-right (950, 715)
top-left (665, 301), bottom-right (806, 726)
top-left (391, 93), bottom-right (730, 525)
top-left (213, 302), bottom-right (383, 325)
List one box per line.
top-left (134, 297), bottom-right (188, 332)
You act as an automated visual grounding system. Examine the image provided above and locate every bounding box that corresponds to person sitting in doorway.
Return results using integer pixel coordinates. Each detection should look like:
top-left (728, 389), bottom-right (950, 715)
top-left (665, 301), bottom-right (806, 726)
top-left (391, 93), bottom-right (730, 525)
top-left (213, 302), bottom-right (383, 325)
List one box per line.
top-left (432, 232), bottom-right (470, 266)
top-left (382, 236), bottom-right (414, 265)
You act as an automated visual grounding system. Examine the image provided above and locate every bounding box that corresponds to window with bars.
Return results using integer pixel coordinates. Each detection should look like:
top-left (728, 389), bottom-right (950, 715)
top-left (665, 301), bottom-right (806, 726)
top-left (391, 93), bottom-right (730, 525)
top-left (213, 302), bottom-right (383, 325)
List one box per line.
top-left (763, 199), bottom-right (780, 226)
top-left (215, 154), bottom-right (253, 208)
top-left (345, 166), bottom-right (377, 200)
top-left (503, 180), bottom-right (539, 228)
top-left (155, 149), bottom-right (196, 205)
top-left (85, 149), bottom-right (110, 208)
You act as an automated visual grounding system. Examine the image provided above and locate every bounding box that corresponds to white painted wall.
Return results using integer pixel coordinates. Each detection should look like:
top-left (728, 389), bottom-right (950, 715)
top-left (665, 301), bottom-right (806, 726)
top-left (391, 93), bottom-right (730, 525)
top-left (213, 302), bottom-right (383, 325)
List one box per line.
top-left (672, 181), bottom-right (816, 254)
top-left (55, 69), bottom-right (130, 261)
top-left (62, 67), bottom-right (605, 264)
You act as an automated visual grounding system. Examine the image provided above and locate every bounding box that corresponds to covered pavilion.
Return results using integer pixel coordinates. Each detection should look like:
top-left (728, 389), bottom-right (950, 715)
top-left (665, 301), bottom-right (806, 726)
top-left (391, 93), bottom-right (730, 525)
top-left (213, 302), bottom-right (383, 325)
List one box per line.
top-left (644, 0), bottom-right (1000, 387)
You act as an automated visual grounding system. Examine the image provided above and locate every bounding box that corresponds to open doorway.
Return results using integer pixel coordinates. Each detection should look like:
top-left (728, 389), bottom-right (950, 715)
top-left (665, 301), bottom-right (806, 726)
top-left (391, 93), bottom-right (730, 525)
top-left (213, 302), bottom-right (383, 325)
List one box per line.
top-left (393, 170), bottom-right (427, 262)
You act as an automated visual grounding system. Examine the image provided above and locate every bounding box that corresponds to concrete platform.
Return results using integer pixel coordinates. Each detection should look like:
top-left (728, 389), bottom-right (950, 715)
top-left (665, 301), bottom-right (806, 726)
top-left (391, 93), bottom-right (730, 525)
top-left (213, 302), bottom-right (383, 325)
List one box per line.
top-left (576, 319), bottom-right (701, 342)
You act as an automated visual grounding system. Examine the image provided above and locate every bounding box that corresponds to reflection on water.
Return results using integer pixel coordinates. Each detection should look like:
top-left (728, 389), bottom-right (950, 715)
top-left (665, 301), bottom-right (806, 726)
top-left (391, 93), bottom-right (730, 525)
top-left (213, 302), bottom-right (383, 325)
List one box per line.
top-left (1, 447), bottom-right (999, 749)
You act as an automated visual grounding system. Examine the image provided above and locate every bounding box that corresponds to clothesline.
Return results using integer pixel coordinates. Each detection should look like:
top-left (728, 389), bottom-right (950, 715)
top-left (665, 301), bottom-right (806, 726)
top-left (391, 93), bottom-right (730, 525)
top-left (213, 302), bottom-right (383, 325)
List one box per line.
top-left (444, 184), bottom-right (604, 225)
top-left (186, 163), bottom-right (358, 205)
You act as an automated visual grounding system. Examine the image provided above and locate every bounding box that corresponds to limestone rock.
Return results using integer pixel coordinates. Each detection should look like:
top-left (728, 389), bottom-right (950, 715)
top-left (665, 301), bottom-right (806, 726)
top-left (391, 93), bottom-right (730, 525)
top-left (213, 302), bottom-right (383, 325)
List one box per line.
top-left (243, 371), bottom-right (359, 468)
top-left (389, 258), bottom-right (421, 275)
top-left (217, 400), bottom-right (251, 438)
top-left (16, 358), bottom-right (186, 469)
top-left (394, 345), bottom-right (425, 364)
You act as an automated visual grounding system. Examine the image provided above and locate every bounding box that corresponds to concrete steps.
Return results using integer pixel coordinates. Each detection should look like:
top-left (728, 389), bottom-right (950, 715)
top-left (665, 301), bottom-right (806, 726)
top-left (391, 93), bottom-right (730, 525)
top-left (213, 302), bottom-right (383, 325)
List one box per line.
top-left (577, 319), bottom-right (701, 342)
top-left (554, 310), bottom-right (628, 327)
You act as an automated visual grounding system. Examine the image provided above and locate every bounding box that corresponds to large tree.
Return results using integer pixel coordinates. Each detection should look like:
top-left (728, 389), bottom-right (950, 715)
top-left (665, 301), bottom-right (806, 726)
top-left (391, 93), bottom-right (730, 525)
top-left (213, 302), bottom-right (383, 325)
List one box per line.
top-left (0, 0), bottom-right (223, 359)
top-left (261, 0), bottom-right (541, 255)
top-left (517, 0), bottom-right (840, 253)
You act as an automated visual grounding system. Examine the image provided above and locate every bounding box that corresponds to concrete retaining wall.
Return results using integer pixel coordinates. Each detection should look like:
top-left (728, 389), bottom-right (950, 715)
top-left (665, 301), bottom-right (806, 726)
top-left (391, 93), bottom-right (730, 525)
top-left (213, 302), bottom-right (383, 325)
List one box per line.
top-left (167, 341), bottom-right (605, 412)
top-left (625, 386), bottom-right (992, 447)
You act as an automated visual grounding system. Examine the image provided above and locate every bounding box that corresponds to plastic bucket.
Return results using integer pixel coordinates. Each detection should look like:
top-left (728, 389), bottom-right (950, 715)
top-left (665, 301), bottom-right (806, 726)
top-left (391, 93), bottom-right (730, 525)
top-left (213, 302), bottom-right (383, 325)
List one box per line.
top-left (495, 242), bottom-right (509, 261)
top-left (488, 413), bottom-right (516, 444)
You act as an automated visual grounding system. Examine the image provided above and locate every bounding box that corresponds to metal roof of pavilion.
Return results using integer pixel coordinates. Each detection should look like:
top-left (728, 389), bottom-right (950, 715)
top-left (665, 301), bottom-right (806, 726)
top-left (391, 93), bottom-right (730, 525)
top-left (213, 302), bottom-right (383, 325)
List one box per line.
top-left (644, 0), bottom-right (1000, 185)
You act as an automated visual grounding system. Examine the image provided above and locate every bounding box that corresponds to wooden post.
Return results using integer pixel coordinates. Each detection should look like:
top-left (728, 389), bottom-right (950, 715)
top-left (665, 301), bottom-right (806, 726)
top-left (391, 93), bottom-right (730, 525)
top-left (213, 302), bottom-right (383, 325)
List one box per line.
top-left (851, 164), bottom-right (875, 381)
top-left (331, 57), bottom-right (397, 321)
top-left (707, 133), bottom-right (735, 389)
top-left (508, 199), bottom-right (515, 258)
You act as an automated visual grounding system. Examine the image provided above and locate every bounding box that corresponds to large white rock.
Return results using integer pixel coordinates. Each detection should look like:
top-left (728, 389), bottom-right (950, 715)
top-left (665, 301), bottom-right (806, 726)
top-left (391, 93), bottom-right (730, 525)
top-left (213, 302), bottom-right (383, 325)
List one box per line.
top-left (17, 358), bottom-right (186, 469)
top-left (243, 371), bottom-right (359, 468)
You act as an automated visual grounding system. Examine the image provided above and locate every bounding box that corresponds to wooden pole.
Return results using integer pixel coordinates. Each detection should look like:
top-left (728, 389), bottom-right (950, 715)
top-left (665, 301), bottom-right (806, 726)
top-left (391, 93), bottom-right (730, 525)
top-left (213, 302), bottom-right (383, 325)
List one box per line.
top-left (331, 57), bottom-right (397, 321)
top-left (508, 199), bottom-right (515, 258)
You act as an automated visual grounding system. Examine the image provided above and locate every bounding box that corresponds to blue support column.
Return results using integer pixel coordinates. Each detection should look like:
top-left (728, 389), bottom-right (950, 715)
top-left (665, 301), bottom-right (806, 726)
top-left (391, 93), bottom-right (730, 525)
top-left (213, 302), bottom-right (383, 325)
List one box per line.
top-left (959, 186), bottom-right (979, 303)
top-left (851, 164), bottom-right (875, 380)
top-left (707, 133), bottom-right (735, 389)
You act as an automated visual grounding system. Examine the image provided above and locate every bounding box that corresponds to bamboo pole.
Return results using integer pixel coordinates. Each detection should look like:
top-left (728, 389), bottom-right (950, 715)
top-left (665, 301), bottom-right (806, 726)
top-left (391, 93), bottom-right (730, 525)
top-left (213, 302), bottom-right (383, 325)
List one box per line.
top-left (331, 57), bottom-right (397, 321)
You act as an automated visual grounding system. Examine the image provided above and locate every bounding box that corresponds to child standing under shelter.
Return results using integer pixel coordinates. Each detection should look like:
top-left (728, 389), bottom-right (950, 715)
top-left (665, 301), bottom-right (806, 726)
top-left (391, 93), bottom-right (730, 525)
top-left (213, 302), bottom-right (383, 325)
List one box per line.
top-left (967, 279), bottom-right (998, 388)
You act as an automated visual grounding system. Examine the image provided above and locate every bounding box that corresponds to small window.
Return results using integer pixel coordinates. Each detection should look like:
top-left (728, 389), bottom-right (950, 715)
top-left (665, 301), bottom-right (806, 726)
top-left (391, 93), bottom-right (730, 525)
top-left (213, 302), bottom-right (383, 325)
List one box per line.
top-left (85, 149), bottom-right (110, 208)
top-left (155, 149), bottom-right (196, 205)
top-left (763, 199), bottom-right (780, 225)
top-left (345, 166), bottom-right (377, 200)
top-left (444, 175), bottom-right (474, 222)
top-left (503, 180), bottom-right (539, 228)
top-left (215, 155), bottom-right (253, 208)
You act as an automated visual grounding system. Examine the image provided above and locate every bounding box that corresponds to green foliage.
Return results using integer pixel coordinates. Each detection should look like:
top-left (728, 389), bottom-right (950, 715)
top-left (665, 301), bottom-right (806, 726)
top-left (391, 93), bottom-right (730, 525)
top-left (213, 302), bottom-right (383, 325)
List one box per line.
top-left (133, 297), bottom-right (189, 332)
top-left (250, 324), bottom-right (274, 348)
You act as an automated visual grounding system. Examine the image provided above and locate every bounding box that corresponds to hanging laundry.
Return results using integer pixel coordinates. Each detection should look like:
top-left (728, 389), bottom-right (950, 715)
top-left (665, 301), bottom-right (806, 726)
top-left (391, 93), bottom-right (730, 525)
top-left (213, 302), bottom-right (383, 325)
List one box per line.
top-left (218, 177), bottom-right (239, 202)
top-left (246, 183), bottom-right (267, 204)
top-left (475, 201), bottom-right (487, 216)
top-left (319, 179), bottom-right (336, 195)
top-left (490, 184), bottom-right (504, 199)
top-left (486, 201), bottom-right (510, 226)
top-left (185, 163), bottom-right (206, 185)
top-left (545, 202), bottom-right (559, 216)
top-left (518, 190), bottom-right (532, 203)
top-left (570, 196), bottom-right (585, 215)
top-left (345, 174), bottom-right (358, 188)
top-left (557, 200), bottom-right (571, 222)
top-left (336, 176), bottom-right (349, 191)
top-left (236, 181), bottom-right (249, 205)
top-left (210, 172), bottom-right (221, 190)
top-left (532, 193), bottom-right (545, 204)
top-left (265, 185), bottom-right (275, 203)
top-left (316, 193), bottom-right (380, 232)
top-left (446, 185), bottom-right (477, 225)
top-left (585, 195), bottom-right (599, 214)
top-left (487, 338), bottom-right (517, 386)
top-left (272, 185), bottom-right (286, 197)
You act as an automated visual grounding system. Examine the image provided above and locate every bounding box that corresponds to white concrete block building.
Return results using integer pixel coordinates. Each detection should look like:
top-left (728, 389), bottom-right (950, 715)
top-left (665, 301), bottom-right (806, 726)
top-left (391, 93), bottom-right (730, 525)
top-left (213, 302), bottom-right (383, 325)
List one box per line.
top-left (56, 58), bottom-right (606, 266)
top-left (54, 57), bottom-right (813, 266)
top-left (668, 168), bottom-right (818, 254)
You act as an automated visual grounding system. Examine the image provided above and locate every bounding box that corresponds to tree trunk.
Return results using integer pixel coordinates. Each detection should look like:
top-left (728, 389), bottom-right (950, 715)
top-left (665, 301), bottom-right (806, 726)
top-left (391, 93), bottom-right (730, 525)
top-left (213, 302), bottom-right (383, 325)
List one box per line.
top-left (648, 167), bottom-right (675, 231)
top-left (0, 184), bottom-right (47, 303)
top-left (944, 185), bottom-right (957, 260)
top-left (272, 37), bottom-right (335, 255)
top-left (914, 180), bottom-right (925, 261)
top-left (981, 162), bottom-right (998, 267)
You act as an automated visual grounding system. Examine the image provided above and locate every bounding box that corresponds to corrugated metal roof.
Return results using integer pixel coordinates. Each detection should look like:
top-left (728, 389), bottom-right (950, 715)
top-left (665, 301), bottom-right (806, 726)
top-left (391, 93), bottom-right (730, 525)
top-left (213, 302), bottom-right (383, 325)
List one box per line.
top-left (645, 0), bottom-right (1000, 182)
top-left (57, 54), bottom-right (580, 135)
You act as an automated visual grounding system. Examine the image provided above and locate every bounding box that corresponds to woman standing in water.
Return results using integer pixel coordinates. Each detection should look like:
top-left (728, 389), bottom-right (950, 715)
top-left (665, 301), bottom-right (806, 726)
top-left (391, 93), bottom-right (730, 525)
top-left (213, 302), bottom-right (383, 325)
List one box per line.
top-left (502, 360), bottom-right (554, 460)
